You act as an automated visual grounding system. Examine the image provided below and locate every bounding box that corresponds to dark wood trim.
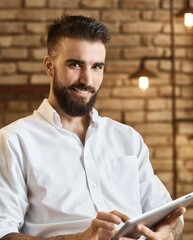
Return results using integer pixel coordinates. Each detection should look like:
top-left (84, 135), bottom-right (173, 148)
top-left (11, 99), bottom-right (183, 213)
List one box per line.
top-left (0, 84), bottom-right (49, 94)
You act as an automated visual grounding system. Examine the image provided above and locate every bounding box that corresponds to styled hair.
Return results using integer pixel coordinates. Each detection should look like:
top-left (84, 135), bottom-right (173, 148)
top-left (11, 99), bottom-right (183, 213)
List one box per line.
top-left (47, 15), bottom-right (111, 56)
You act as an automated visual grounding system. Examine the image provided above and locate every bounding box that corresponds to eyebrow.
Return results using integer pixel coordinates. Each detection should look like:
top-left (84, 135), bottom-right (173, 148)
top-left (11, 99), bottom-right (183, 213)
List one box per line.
top-left (65, 59), bottom-right (85, 65)
top-left (65, 59), bottom-right (105, 67)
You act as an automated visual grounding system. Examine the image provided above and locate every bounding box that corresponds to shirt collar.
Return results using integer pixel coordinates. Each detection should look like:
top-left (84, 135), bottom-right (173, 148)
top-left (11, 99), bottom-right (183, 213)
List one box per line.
top-left (37, 99), bottom-right (100, 128)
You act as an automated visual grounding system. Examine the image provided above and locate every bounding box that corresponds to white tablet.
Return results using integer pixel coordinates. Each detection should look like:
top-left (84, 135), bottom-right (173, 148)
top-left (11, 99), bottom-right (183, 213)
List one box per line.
top-left (112, 192), bottom-right (193, 240)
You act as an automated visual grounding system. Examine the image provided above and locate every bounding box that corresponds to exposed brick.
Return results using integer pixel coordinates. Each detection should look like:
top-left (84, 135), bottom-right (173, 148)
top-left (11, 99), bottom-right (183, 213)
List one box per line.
top-left (155, 147), bottom-right (173, 158)
top-left (106, 47), bottom-right (121, 60)
top-left (0, 22), bottom-right (24, 33)
top-left (24, 0), bottom-right (47, 7)
top-left (30, 74), bottom-right (49, 84)
top-left (147, 111), bottom-right (172, 122)
top-left (175, 48), bottom-right (186, 58)
top-left (158, 86), bottom-right (172, 97)
top-left (182, 87), bottom-right (193, 98)
top-left (18, 61), bottom-right (44, 73)
top-left (142, 11), bottom-right (154, 21)
top-left (110, 35), bottom-right (140, 47)
top-left (176, 74), bottom-right (193, 85)
top-left (176, 136), bottom-right (191, 145)
top-left (120, 0), bottom-right (159, 9)
top-left (30, 48), bottom-right (47, 60)
top-left (154, 34), bottom-right (170, 46)
top-left (178, 122), bottom-right (193, 135)
top-left (178, 146), bottom-right (193, 159)
top-left (156, 172), bottom-right (173, 184)
top-left (26, 23), bottom-right (47, 34)
top-left (81, 0), bottom-right (118, 8)
top-left (12, 35), bottom-right (42, 47)
top-left (48, 0), bottom-right (80, 8)
top-left (104, 22), bottom-right (120, 34)
top-left (177, 99), bottom-right (193, 110)
top-left (182, 61), bottom-right (193, 73)
top-left (152, 160), bottom-right (173, 171)
top-left (176, 110), bottom-right (193, 120)
top-left (124, 47), bottom-right (163, 59)
top-left (99, 110), bottom-right (122, 122)
top-left (0, 75), bottom-right (28, 85)
top-left (65, 10), bottom-right (99, 20)
top-left (102, 10), bottom-right (139, 21)
top-left (186, 47), bottom-right (193, 59)
top-left (161, 0), bottom-right (184, 9)
top-left (178, 171), bottom-right (193, 183)
top-left (125, 111), bottom-right (145, 123)
top-left (103, 74), bottom-right (128, 87)
top-left (0, 36), bottom-right (12, 47)
top-left (106, 60), bottom-right (138, 73)
top-left (163, 22), bottom-right (187, 34)
top-left (154, 10), bottom-right (170, 21)
top-left (97, 88), bottom-right (111, 98)
top-left (0, 0), bottom-right (22, 7)
top-left (0, 9), bottom-right (63, 21)
top-left (95, 99), bottom-right (145, 110)
top-left (175, 36), bottom-right (193, 47)
top-left (147, 99), bottom-right (171, 110)
top-left (134, 123), bottom-right (172, 135)
top-left (0, 63), bottom-right (16, 74)
top-left (184, 221), bottom-right (193, 232)
top-left (144, 136), bottom-right (169, 146)
top-left (0, 48), bottom-right (28, 60)
top-left (0, 1), bottom-right (192, 236)
top-left (4, 112), bottom-right (31, 125)
top-left (7, 100), bottom-right (29, 111)
top-left (123, 22), bottom-right (162, 33)
top-left (0, 35), bottom-right (42, 48)
top-left (177, 183), bottom-right (193, 195)
top-left (111, 87), bottom-right (150, 98)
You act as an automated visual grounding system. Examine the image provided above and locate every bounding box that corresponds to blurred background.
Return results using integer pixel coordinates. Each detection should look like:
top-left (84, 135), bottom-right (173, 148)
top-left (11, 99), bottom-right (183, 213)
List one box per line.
top-left (0, 0), bottom-right (193, 239)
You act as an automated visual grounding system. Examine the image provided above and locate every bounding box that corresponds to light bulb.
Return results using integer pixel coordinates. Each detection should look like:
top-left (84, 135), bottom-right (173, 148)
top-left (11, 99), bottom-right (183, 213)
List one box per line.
top-left (184, 13), bottom-right (193, 27)
top-left (139, 76), bottom-right (149, 91)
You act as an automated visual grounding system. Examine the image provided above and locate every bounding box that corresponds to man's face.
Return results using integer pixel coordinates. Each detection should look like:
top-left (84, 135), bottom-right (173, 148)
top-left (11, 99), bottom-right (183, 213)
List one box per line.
top-left (49, 38), bottom-right (106, 117)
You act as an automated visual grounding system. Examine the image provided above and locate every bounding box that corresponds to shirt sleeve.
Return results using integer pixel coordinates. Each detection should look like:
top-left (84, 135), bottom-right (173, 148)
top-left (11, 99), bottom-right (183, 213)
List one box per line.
top-left (0, 130), bottom-right (29, 238)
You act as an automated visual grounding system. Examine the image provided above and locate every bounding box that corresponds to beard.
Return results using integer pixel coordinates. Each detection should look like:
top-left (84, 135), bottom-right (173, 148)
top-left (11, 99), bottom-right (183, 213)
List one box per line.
top-left (52, 73), bottom-right (97, 117)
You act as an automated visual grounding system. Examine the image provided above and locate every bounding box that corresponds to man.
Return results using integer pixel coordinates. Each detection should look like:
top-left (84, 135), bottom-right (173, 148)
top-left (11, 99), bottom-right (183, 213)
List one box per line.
top-left (0, 15), bottom-right (185, 240)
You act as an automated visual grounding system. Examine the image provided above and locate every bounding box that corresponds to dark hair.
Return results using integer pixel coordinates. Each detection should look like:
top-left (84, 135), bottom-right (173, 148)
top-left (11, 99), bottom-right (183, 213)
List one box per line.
top-left (47, 15), bottom-right (111, 56)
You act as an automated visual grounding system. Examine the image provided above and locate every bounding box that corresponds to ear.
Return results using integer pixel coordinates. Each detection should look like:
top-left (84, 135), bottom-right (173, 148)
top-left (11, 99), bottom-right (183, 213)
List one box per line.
top-left (43, 56), bottom-right (54, 77)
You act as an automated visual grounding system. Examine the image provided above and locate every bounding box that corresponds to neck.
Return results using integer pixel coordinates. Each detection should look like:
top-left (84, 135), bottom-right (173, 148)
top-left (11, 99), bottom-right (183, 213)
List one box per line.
top-left (48, 97), bottom-right (91, 144)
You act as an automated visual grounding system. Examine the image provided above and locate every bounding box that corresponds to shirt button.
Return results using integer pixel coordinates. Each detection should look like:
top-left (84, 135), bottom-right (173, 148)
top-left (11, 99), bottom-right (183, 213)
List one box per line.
top-left (92, 183), bottom-right (97, 189)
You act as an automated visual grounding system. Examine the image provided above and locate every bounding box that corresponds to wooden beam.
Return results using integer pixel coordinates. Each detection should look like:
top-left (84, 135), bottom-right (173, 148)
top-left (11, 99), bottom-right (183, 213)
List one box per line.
top-left (0, 85), bottom-right (49, 94)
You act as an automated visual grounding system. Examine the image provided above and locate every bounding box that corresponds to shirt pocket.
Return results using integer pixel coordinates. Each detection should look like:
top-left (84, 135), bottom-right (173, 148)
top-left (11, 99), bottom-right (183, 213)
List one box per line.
top-left (105, 155), bottom-right (140, 203)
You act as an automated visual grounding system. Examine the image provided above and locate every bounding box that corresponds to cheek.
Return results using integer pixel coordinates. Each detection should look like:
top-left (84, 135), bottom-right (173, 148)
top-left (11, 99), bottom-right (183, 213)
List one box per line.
top-left (58, 69), bottom-right (79, 85)
top-left (94, 72), bottom-right (104, 89)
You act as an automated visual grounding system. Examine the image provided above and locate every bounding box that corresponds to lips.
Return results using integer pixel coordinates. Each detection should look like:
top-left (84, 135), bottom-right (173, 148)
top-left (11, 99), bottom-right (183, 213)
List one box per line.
top-left (70, 84), bottom-right (96, 95)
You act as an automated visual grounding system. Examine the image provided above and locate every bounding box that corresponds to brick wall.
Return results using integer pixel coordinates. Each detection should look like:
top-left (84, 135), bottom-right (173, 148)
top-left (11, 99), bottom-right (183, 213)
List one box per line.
top-left (0, 0), bottom-right (193, 238)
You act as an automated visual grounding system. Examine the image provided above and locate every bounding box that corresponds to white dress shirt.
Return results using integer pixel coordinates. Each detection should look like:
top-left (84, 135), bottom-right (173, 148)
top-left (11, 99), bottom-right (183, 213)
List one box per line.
top-left (0, 99), bottom-right (172, 238)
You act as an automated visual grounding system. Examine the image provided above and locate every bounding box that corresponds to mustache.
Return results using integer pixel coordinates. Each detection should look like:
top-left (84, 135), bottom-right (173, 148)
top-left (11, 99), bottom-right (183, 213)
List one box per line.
top-left (69, 83), bottom-right (96, 94)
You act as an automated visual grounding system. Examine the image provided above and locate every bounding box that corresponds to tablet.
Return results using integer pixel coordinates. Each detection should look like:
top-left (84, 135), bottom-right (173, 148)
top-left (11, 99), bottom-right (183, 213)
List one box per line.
top-left (112, 192), bottom-right (193, 240)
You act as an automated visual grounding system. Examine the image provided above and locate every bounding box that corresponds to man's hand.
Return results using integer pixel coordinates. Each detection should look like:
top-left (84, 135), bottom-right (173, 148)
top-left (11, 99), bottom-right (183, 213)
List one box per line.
top-left (81, 210), bottom-right (128, 240)
top-left (134, 207), bottom-right (186, 240)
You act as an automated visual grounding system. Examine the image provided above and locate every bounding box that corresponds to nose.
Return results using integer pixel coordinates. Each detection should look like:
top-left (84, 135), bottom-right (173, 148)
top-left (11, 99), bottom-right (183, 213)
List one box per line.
top-left (79, 68), bottom-right (93, 86)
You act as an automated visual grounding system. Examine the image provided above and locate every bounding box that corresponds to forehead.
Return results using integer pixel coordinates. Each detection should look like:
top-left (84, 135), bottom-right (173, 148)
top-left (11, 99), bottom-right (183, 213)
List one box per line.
top-left (55, 38), bottom-right (106, 62)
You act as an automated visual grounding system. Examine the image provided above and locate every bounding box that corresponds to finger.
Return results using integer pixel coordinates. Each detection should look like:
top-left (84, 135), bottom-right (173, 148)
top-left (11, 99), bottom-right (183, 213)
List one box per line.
top-left (164, 207), bottom-right (186, 228)
top-left (91, 218), bottom-right (115, 231)
top-left (96, 211), bottom-right (122, 224)
top-left (110, 210), bottom-right (129, 223)
top-left (136, 224), bottom-right (156, 240)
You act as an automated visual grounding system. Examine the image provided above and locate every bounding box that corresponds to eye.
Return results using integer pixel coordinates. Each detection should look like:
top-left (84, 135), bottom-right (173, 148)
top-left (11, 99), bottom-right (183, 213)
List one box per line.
top-left (93, 64), bottom-right (104, 70)
top-left (69, 62), bottom-right (81, 68)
